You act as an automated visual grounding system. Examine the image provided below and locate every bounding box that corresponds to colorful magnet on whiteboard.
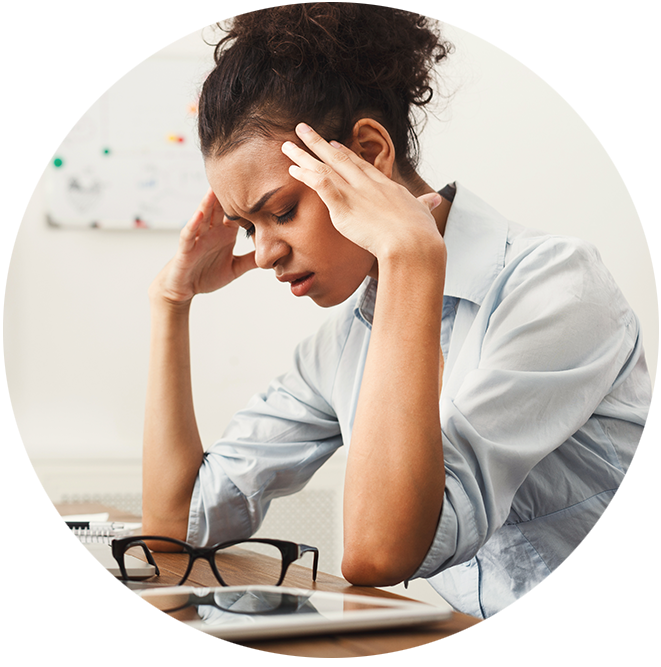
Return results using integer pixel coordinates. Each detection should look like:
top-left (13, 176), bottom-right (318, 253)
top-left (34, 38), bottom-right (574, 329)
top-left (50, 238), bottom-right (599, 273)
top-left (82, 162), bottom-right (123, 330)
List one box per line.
top-left (167, 134), bottom-right (185, 143)
top-left (102, 147), bottom-right (111, 155)
top-left (53, 157), bottom-right (64, 168)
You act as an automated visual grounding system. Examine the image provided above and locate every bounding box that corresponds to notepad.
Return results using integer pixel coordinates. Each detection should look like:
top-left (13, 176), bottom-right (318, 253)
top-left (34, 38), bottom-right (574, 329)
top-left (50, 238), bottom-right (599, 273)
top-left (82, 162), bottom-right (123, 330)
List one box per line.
top-left (64, 513), bottom-right (140, 541)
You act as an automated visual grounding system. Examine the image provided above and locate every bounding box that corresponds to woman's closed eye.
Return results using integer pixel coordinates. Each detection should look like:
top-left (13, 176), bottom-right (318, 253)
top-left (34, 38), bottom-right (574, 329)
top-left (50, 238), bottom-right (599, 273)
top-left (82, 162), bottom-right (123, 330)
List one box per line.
top-left (241, 205), bottom-right (298, 238)
top-left (274, 204), bottom-right (297, 225)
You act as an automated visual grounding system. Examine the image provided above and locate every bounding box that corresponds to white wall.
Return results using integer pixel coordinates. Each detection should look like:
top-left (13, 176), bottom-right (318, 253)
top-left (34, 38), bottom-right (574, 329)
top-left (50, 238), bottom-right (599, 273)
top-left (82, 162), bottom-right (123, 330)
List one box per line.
top-left (5, 22), bottom-right (656, 466)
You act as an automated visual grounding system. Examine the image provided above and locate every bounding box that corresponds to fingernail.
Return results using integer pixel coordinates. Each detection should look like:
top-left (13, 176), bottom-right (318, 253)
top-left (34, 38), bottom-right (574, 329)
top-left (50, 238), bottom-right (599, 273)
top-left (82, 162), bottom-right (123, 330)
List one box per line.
top-left (330, 140), bottom-right (342, 149)
top-left (297, 123), bottom-right (312, 133)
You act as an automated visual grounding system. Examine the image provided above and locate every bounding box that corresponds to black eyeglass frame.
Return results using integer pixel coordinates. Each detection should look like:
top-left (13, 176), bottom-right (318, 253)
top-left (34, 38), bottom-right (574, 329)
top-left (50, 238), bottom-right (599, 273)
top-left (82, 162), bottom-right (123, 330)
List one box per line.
top-left (111, 535), bottom-right (319, 586)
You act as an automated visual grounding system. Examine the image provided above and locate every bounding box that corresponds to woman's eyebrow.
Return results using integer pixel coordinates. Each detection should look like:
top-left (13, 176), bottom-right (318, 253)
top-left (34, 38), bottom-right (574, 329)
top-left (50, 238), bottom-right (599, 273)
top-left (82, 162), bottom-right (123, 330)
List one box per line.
top-left (225, 187), bottom-right (284, 221)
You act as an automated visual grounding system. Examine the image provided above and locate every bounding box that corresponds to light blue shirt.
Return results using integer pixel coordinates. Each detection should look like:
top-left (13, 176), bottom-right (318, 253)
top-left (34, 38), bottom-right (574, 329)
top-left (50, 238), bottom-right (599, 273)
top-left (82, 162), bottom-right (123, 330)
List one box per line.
top-left (187, 183), bottom-right (650, 618)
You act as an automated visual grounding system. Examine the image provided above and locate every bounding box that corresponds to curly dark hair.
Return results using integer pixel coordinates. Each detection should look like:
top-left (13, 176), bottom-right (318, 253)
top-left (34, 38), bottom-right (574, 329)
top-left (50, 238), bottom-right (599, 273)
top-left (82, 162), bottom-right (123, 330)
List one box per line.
top-left (198, 3), bottom-right (453, 177)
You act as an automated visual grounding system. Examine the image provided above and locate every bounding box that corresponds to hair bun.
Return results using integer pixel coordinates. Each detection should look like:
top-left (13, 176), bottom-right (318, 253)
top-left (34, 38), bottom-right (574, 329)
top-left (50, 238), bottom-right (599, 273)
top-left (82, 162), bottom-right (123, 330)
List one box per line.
top-left (200, 3), bottom-right (453, 175)
top-left (217, 3), bottom-right (452, 107)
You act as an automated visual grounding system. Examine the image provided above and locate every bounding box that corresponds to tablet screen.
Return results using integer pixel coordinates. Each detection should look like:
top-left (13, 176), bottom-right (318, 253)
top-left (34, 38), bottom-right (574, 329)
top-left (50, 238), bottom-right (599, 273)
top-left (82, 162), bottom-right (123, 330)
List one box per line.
top-left (137, 585), bottom-right (453, 640)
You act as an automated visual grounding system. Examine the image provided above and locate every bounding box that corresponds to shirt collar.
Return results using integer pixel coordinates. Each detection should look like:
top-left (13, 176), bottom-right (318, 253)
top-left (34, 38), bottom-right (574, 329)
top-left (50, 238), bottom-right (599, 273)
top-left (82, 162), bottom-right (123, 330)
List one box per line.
top-left (442, 182), bottom-right (509, 306)
top-left (354, 182), bottom-right (510, 326)
top-left (354, 276), bottom-right (377, 329)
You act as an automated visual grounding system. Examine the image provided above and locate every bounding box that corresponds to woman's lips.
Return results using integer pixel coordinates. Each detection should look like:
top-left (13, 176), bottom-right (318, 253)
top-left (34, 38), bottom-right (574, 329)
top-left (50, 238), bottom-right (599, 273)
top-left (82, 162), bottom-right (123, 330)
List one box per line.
top-left (289, 273), bottom-right (315, 297)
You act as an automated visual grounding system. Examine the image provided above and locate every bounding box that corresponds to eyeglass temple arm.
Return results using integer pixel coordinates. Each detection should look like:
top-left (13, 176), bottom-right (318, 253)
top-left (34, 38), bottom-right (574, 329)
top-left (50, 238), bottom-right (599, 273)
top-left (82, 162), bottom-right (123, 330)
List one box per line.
top-left (122, 540), bottom-right (161, 577)
top-left (298, 544), bottom-right (319, 581)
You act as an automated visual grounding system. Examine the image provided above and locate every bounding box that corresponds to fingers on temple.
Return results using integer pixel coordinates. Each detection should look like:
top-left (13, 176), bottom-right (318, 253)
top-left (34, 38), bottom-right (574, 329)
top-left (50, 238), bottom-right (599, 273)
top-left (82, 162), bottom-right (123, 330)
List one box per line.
top-left (291, 124), bottom-right (367, 179)
top-left (180, 210), bottom-right (203, 251)
top-left (282, 140), bottom-right (334, 177)
top-left (199, 189), bottom-right (226, 236)
top-left (290, 124), bottom-right (387, 189)
top-left (295, 123), bottom-right (334, 161)
top-left (283, 149), bottom-right (353, 210)
top-left (198, 187), bottom-right (217, 217)
top-left (287, 160), bottom-right (343, 206)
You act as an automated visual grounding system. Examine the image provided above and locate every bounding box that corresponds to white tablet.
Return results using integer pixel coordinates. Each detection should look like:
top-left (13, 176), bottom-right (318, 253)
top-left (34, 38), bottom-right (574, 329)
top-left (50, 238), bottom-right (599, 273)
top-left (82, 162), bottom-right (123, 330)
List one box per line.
top-left (137, 585), bottom-right (453, 641)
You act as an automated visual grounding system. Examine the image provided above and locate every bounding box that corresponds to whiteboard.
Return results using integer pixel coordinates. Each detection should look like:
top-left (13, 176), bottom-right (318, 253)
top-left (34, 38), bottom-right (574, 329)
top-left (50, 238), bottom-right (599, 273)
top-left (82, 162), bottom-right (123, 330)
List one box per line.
top-left (45, 56), bottom-right (211, 229)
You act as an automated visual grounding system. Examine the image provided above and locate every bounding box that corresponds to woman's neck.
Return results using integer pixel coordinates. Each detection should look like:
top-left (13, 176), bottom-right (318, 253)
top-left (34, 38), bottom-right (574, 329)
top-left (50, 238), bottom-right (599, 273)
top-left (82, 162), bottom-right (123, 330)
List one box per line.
top-left (397, 168), bottom-right (451, 237)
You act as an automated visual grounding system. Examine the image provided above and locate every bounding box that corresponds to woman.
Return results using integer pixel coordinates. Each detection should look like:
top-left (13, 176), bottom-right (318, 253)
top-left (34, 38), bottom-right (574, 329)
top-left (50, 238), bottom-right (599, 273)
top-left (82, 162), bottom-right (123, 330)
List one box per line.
top-left (141, 3), bottom-right (650, 618)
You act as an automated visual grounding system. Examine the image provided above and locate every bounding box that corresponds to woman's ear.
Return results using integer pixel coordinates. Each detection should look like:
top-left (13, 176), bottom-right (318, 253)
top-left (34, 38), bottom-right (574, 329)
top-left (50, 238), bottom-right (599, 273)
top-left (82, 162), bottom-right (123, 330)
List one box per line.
top-left (347, 118), bottom-right (396, 178)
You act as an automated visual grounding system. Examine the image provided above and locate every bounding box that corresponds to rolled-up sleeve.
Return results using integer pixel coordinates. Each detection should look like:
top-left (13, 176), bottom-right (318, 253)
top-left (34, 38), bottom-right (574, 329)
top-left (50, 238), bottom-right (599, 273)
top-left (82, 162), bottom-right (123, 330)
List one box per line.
top-left (187, 313), bottom-right (350, 548)
top-left (413, 236), bottom-right (644, 578)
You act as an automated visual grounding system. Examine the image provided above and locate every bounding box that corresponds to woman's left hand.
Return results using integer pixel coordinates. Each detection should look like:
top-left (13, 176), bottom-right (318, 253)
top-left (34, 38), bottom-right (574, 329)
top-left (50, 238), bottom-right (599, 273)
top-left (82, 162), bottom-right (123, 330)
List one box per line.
top-left (282, 123), bottom-right (443, 260)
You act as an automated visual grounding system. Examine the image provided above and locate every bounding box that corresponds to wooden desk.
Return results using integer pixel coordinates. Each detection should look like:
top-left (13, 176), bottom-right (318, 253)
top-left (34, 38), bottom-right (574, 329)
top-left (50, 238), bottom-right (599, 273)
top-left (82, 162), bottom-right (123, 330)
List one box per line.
top-left (0, 506), bottom-right (661, 658)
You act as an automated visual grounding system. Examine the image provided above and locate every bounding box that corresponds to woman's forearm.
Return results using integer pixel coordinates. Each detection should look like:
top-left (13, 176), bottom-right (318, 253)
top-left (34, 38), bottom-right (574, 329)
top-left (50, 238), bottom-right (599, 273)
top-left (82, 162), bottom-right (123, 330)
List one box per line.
top-left (141, 292), bottom-right (204, 539)
top-left (342, 243), bottom-right (446, 586)
top-left (139, 187), bottom-right (256, 541)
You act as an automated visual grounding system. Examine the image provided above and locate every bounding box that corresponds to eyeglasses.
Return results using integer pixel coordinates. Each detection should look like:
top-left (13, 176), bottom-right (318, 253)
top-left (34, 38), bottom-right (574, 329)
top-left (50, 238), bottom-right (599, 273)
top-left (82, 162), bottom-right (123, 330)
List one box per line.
top-left (111, 535), bottom-right (319, 587)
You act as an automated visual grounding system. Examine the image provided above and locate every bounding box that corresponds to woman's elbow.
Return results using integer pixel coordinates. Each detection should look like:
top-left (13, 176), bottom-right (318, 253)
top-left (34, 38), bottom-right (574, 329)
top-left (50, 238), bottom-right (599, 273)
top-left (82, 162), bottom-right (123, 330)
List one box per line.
top-left (341, 545), bottom-right (420, 588)
top-left (132, 513), bottom-right (188, 554)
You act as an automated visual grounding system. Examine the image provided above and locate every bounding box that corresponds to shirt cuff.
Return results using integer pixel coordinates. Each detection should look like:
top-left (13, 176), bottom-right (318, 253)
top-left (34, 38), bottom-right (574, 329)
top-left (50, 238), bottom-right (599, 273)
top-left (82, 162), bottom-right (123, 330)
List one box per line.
top-left (186, 453), bottom-right (253, 547)
top-left (410, 471), bottom-right (482, 580)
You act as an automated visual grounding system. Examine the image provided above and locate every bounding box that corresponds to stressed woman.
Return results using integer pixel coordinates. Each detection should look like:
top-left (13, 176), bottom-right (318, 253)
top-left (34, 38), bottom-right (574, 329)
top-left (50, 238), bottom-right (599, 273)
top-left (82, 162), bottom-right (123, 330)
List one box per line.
top-left (141, 4), bottom-right (650, 618)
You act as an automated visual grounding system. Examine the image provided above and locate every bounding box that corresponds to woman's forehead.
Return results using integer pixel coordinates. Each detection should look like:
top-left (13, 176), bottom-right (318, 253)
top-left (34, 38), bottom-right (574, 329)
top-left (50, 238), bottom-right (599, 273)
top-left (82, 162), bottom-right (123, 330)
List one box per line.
top-left (204, 136), bottom-right (294, 213)
top-left (208, 134), bottom-right (286, 173)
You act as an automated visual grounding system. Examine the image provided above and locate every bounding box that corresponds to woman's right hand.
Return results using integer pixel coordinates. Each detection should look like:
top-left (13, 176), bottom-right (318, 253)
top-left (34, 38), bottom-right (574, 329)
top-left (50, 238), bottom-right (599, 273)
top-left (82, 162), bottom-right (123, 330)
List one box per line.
top-left (150, 187), bottom-right (258, 305)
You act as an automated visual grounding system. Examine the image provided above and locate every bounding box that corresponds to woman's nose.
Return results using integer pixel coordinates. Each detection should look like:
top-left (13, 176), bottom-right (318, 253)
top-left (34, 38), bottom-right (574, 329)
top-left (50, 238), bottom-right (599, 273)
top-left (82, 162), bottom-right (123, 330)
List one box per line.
top-left (253, 229), bottom-right (290, 269)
